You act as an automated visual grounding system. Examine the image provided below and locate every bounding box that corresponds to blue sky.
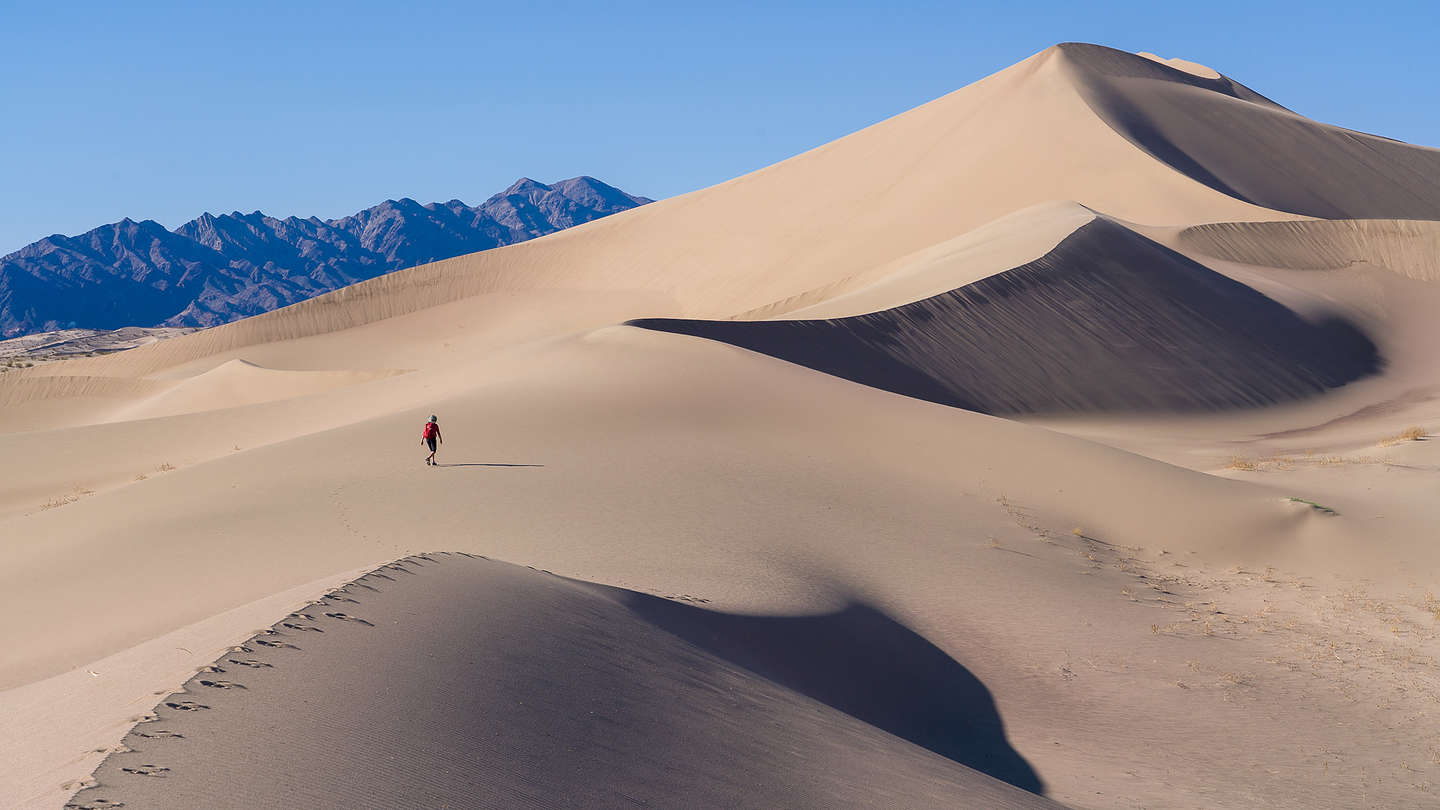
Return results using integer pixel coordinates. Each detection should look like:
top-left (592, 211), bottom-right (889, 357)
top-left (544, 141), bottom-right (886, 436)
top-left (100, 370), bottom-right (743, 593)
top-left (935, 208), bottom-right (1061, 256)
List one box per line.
top-left (2, 0), bottom-right (1437, 253)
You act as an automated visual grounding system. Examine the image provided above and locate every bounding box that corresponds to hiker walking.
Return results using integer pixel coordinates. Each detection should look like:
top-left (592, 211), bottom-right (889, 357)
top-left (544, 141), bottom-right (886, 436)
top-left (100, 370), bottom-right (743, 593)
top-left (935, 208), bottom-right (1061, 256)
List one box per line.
top-left (421, 415), bottom-right (443, 466)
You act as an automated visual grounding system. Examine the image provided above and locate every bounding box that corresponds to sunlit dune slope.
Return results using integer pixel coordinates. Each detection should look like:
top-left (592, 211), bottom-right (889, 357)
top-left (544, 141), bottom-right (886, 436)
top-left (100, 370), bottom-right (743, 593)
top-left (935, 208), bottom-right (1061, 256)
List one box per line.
top-left (106, 359), bottom-right (403, 423)
top-left (1179, 218), bottom-right (1440, 281)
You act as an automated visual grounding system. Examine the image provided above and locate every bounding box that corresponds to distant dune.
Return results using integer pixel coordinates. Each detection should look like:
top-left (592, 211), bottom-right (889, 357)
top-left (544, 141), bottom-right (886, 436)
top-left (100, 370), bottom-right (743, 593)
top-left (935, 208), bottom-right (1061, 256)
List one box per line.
top-left (1179, 218), bottom-right (1440, 281)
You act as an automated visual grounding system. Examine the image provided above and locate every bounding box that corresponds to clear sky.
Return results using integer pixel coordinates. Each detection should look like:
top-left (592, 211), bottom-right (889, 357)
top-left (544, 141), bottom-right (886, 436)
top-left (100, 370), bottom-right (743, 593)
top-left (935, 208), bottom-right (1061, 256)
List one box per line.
top-left (3, 0), bottom-right (1437, 253)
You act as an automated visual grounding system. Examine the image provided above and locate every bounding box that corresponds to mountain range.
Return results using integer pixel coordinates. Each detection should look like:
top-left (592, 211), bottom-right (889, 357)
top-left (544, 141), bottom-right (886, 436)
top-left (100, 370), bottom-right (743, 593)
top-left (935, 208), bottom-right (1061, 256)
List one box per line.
top-left (0, 177), bottom-right (651, 337)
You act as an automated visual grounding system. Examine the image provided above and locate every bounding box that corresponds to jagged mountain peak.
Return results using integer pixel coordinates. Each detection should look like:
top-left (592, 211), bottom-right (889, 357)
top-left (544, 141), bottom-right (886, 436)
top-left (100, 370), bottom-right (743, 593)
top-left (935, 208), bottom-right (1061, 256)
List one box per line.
top-left (0, 177), bottom-right (650, 337)
top-left (503, 177), bottom-right (549, 195)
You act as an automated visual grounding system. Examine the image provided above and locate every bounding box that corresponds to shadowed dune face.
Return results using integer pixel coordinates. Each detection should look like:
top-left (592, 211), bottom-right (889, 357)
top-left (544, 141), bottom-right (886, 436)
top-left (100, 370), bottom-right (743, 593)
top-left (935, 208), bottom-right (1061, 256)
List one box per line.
top-left (623, 594), bottom-right (1044, 793)
top-left (1059, 44), bottom-right (1440, 220)
top-left (633, 218), bottom-right (1380, 414)
top-left (1061, 42), bottom-right (1285, 108)
top-left (71, 555), bottom-right (1055, 810)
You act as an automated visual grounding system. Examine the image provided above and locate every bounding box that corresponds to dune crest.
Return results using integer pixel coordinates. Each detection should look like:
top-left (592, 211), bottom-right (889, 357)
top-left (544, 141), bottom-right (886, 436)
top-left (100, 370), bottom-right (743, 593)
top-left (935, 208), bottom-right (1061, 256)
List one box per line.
top-left (1059, 44), bottom-right (1440, 219)
top-left (633, 217), bottom-right (1381, 414)
top-left (1136, 51), bottom-right (1223, 79)
top-left (107, 359), bottom-right (405, 423)
top-left (1179, 218), bottom-right (1440, 281)
top-left (73, 555), bottom-right (1056, 810)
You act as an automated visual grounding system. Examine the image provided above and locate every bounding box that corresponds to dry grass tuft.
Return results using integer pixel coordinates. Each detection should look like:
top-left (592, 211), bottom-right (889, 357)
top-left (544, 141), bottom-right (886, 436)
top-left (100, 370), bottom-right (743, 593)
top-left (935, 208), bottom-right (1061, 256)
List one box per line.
top-left (1227, 456), bottom-right (1260, 471)
top-left (1425, 593), bottom-right (1440, 623)
top-left (1379, 426), bottom-right (1427, 446)
top-left (40, 485), bottom-right (94, 511)
top-left (156, 462), bottom-right (176, 472)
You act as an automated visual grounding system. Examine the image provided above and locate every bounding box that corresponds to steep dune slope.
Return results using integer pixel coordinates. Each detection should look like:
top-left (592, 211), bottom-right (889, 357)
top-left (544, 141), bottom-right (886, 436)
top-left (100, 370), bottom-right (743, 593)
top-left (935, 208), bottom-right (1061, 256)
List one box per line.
top-left (633, 218), bottom-right (1380, 413)
top-left (1061, 43), bottom-right (1440, 219)
top-left (74, 555), bottom-right (1054, 809)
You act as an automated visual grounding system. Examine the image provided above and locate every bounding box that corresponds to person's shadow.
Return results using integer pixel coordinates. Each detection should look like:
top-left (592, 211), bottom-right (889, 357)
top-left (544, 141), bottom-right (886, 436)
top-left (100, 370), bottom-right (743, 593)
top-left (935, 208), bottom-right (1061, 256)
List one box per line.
top-left (621, 593), bottom-right (1046, 794)
top-left (435, 463), bottom-right (545, 468)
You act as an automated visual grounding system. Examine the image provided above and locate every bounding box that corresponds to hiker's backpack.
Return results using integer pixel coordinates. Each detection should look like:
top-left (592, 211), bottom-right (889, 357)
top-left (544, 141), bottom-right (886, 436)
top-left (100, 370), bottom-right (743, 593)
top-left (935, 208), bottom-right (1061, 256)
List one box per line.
top-left (423, 422), bottom-right (438, 439)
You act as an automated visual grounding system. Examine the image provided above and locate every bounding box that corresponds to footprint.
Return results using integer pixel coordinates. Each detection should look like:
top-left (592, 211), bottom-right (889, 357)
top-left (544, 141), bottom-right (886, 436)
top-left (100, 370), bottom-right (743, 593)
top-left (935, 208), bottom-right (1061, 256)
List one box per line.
top-left (367, 572), bottom-right (395, 582)
top-left (253, 639), bottom-right (299, 650)
top-left (164, 700), bottom-right (209, 712)
top-left (198, 679), bottom-right (245, 690)
top-left (280, 622), bottom-right (324, 633)
top-left (200, 665), bottom-right (226, 674)
top-left (121, 764), bottom-right (170, 777)
top-left (323, 593), bottom-right (360, 604)
top-left (130, 713), bottom-right (159, 724)
top-left (324, 612), bottom-right (374, 626)
top-left (226, 658), bottom-right (273, 669)
top-left (64, 799), bottom-right (125, 809)
top-left (288, 612), bottom-right (318, 621)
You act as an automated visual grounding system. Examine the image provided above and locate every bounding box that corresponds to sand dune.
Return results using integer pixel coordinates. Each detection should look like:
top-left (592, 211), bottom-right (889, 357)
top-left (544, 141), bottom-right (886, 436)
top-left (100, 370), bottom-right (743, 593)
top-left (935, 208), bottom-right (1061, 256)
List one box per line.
top-left (0, 375), bottom-right (163, 409)
top-left (1179, 218), bottom-right (1440, 281)
top-left (1062, 44), bottom-right (1440, 219)
top-left (4, 40), bottom-right (1440, 810)
top-left (72, 555), bottom-right (1056, 809)
top-left (769, 201), bottom-right (1100, 319)
top-left (106, 359), bottom-right (403, 422)
top-left (634, 217), bottom-right (1381, 413)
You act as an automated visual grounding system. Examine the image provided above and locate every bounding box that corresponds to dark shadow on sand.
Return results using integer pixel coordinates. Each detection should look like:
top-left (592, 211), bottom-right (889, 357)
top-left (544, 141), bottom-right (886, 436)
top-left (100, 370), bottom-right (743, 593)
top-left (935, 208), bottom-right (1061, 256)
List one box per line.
top-left (622, 593), bottom-right (1046, 795)
top-left (436, 463), bottom-right (545, 468)
top-left (629, 219), bottom-right (1380, 415)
